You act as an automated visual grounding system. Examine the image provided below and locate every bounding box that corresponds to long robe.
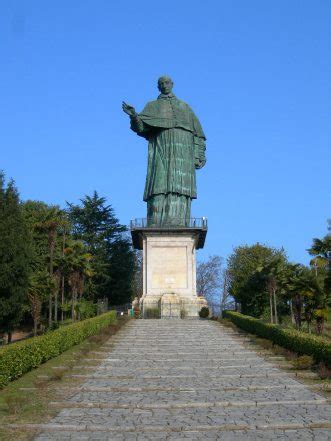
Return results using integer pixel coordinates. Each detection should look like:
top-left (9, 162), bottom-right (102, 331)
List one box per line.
top-left (130, 94), bottom-right (206, 202)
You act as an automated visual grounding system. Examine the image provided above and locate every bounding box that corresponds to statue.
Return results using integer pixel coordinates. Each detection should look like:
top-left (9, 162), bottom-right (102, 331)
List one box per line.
top-left (122, 76), bottom-right (206, 226)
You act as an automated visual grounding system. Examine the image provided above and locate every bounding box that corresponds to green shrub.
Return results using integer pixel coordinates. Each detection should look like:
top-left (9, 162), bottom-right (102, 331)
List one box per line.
top-left (0, 311), bottom-right (116, 388)
top-left (144, 308), bottom-right (160, 319)
top-left (223, 311), bottom-right (331, 366)
top-left (199, 307), bottom-right (209, 318)
top-left (76, 299), bottom-right (97, 319)
top-left (255, 337), bottom-right (273, 350)
top-left (292, 355), bottom-right (314, 370)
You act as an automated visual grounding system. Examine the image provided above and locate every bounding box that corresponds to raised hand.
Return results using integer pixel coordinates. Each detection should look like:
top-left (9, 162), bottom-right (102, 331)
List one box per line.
top-left (122, 101), bottom-right (137, 117)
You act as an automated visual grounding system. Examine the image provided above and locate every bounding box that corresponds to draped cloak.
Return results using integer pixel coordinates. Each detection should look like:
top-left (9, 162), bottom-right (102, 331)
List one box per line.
top-left (130, 94), bottom-right (206, 202)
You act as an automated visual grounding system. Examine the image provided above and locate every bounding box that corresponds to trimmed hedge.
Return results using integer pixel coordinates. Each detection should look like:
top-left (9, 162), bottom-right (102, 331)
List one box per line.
top-left (223, 311), bottom-right (331, 366)
top-left (0, 311), bottom-right (117, 388)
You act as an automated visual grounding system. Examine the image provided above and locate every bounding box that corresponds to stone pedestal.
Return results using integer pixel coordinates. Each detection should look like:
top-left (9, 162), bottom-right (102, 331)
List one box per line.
top-left (131, 222), bottom-right (207, 318)
top-left (160, 293), bottom-right (181, 318)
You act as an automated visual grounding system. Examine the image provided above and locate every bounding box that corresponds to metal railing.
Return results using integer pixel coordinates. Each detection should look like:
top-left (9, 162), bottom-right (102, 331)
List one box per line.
top-left (130, 217), bottom-right (208, 230)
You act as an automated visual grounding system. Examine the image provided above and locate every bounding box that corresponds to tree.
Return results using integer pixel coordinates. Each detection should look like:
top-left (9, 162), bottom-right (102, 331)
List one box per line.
top-left (0, 174), bottom-right (32, 342)
top-left (308, 237), bottom-right (331, 275)
top-left (284, 264), bottom-right (326, 332)
top-left (219, 269), bottom-right (234, 316)
top-left (308, 232), bottom-right (331, 307)
top-left (257, 253), bottom-right (288, 324)
top-left (36, 206), bottom-right (65, 326)
top-left (28, 271), bottom-right (53, 335)
top-left (107, 233), bottom-right (135, 305)
top-left (131, 250), bottom-right (143, 300)
top-left (227, 244), bottom-right (285, 317)
top-left (197, 255), bottom-right (222, 313)
top-left (22, 201), bottom-right (67, 326)
top-left (58, 240), bottom-right (93, 321)
top-left (67, 191), bottom-right (134, 304)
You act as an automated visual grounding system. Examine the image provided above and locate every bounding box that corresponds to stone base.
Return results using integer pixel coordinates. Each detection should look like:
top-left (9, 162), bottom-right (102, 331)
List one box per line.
top-left (160, 293), bottom-right (181, 318)
top-left (180, 297), bottom-right (200, 318)
top-left (141, 293), bottom-right (203, 319)
top-left (133, 227), bottom-right (208, 319)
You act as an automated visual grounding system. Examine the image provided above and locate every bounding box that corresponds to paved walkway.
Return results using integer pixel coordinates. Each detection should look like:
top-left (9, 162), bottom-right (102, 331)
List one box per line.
top-left (35, 320), bottom-right (330, 440)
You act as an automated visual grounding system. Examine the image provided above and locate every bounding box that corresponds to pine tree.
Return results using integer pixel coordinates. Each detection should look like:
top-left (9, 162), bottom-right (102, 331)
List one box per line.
top-left (0, 173), bottom-right (31, 342)
top-left (67, 191), bottom-right (134, 305)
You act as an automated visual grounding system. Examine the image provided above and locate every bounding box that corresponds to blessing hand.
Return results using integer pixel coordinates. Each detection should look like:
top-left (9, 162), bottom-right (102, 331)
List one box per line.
top-left (122, 101), bottom-right (136, 117)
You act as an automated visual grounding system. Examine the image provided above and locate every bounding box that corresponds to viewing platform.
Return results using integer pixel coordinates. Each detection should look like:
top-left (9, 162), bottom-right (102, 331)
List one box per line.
top-left (130, 217), bottom-right (208, 250)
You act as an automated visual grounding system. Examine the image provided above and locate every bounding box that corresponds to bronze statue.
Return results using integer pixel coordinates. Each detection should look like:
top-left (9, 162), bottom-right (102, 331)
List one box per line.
top-left (123, 76), bottom-right (206, 226)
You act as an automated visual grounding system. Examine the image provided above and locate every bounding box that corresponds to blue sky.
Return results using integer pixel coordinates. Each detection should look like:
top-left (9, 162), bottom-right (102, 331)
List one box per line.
top-left (1, 0), bottom-right (330, 265)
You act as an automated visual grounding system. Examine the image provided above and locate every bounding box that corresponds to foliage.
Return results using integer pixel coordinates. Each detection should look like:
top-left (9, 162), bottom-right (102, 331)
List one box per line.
top-left (308, 233), bottom-right (331, 304)
top-left (131, 250), bottom-right (143, 299)
top-left (22, 201), bottom-right (55, 272)
top-left (20, 191), bottom-right (134, 329)
top-left (22, 200), bottom-right (68, 325)
top-left (67, 191), bottom-right (135, 305)
top-left (56, 239), bottom-right (93, 321)
top-left (76, 299), bottom-right (97, 319)
top-left (28, 270), bottom-right (54, 335)
top-left (227, 244), bottom-right (286, 317)
top-left (199, 306), bottom-right (210, 318)
top-left (256, 253), bottom-right (288, 324)
top-left (292, 355), bottom-right (314, 370)
top-left (0, 174), bottom-right (32, 341)
top-left (223, 311), bottom-right (331, 366)
top-left (144, 308), bottom-right (160, 319)
top-left (0, 311), bottom-right (116, 388)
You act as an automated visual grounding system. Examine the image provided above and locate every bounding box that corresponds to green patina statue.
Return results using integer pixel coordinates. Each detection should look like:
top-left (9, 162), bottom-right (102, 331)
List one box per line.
top-left (122, 76), bottom-right (206, 226)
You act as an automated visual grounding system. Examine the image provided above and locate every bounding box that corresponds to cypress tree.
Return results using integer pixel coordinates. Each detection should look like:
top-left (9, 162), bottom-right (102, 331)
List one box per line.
top-left (0, 173), bottom-right (31, 342)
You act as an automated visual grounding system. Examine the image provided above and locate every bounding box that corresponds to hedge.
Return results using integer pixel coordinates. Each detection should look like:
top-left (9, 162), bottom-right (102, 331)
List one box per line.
top-left (0, 311), bottom-right (117, 388)
top-left (223, 311), bottom-right (331, 366)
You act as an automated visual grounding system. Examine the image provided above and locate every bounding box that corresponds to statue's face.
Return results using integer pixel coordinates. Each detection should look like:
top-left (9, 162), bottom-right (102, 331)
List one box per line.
top-left (158, 77), bottom-right (173, 95)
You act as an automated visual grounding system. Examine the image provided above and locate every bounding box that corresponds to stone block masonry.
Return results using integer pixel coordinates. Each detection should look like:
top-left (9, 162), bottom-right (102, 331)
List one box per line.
top-left (28, 320), bottom-right (331, 439)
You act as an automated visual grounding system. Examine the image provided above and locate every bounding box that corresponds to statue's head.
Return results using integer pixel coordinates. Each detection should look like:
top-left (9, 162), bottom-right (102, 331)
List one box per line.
top-left (157, 76), bottom-right (173, 95)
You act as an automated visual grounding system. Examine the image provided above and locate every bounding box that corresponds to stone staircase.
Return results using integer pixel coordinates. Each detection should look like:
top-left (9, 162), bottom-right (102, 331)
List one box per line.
top-left (33, 319), bottom-right (330, 440)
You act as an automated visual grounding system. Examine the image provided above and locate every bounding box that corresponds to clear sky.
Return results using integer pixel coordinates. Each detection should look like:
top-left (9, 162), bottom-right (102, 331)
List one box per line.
top-left (1, 1), bottom-right (330, 265)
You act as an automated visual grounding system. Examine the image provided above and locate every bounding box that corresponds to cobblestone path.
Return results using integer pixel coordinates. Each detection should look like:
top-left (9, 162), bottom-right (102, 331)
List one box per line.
top-left (34, 320), bottom-right (330, 440)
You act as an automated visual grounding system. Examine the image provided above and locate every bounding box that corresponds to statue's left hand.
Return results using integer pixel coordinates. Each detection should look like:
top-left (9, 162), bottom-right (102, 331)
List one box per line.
top-left (122, 101), bottom-right (137, 117)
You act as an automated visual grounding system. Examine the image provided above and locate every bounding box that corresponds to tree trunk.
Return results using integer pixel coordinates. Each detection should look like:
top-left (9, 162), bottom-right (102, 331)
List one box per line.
top-left (48, 291), bottom-right (52, 327)
top-left (294, 295), bottom-right (302, 330)
top-left (7, 331), bottom-right (12, 344)
top-left (316, 316), bottom-right (324, 335)
top-left (77, 292), bottom-right (81, 321)
top-left (33, 319), bottom-right (38, 336)
top-left (290, 301), bottom-right (295, 325)
top-left (273, 288), bottom-right (278, 325)
top-left (61, 229), bottom-right (66, 323)
top-left (220, 272), bottom-right (228, 318)
top-left (61, 276), bottom-right (65, 323)
top-left (54, 288), bottom-right (58, 323)
top-left (269, 292), bottom-right (274, 323)
top-left (71, 289), bottom-right (77, 321)
top-left (48, 230), bottom-right (56, 327)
